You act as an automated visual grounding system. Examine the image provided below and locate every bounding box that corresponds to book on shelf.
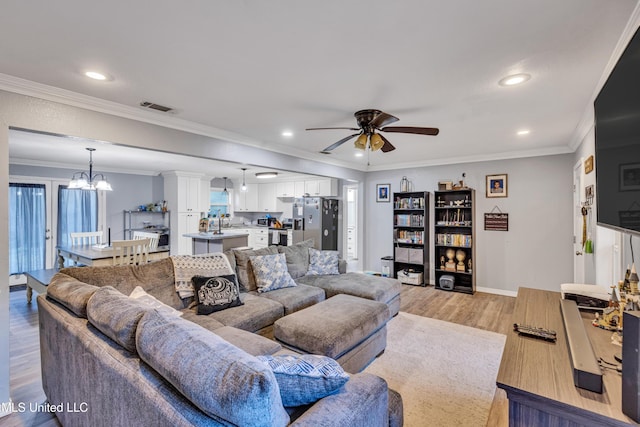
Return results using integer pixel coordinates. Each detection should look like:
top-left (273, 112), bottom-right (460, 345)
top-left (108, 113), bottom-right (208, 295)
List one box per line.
top-left (394, 197), bottom-right (425, 210)
top-left (436, 233), bottom-right (472, 247)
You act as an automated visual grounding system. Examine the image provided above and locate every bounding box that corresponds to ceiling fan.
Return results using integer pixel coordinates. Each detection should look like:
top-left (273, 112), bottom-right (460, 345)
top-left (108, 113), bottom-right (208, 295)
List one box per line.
top-left (306, 109), bottom-right (439, 154)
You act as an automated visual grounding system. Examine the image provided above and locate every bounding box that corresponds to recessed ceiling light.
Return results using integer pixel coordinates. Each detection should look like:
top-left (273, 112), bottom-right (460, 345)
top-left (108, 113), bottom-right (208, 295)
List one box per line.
top-left (517, 129), bottom-right (530, 136)
top-left (282, 130), bottom-right (293, 137)
top-left (355, 152), bottom-right (364, 157)
top-left (84, 71), bottom-right (111, 81)
top-left (499, 73), bottom-right (531, 86)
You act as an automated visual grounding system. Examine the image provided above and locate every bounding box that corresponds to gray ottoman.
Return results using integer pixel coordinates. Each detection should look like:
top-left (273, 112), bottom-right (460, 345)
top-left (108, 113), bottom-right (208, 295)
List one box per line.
top-left (274, 294), bottom-right (389, 373)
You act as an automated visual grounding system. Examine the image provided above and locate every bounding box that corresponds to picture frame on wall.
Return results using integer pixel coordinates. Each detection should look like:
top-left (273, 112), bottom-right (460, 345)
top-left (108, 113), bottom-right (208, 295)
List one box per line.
top-left (486, 174), bottom-right (508, 198)
top-left (376, 184), bottom-right (391, 202)
top-left (620, 163), bottom-right (640, 191)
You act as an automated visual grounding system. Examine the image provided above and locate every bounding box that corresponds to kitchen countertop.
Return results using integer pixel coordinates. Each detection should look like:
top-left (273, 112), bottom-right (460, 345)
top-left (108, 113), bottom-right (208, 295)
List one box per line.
top-left (183, 231), bottom-right (250, 240)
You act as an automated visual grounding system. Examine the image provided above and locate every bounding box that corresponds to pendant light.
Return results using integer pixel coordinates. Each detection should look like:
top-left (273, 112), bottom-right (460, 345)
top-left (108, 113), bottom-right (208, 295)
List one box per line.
top-left (68, 147), bottom-right (112, 191)
top-left (222, 177), bottom-right (228, 195)
top-left (241, 168), bottom-right (247, 192)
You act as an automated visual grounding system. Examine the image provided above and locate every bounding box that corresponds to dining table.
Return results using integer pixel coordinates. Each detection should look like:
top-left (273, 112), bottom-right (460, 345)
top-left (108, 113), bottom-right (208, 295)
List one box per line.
top-left (56, 244), bottom-right (170, 269)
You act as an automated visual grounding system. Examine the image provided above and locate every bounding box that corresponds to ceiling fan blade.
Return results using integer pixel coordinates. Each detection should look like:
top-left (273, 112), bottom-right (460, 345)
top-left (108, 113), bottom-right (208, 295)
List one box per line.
top-left (306, 127), bottom-right (360, 131)
top-left (379, 134), bottom-right (396, 153)
top-left (369, 111), bottom-right (400, 128)
top-left (380, 126), bottom-right (440, 136)
top-left (320, 133), bottom-right (361, 153)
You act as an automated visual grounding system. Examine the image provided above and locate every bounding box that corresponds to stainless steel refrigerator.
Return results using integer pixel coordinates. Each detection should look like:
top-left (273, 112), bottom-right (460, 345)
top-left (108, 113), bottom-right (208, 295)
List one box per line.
top-left (292, 197), bottom-right (339, 250)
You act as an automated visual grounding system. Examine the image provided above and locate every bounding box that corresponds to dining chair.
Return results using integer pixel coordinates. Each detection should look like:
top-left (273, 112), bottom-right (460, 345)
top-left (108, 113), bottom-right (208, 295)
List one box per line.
top-left (132, 231), bottom-right (160, 250)
top-left (70, 231), bottom-right (104, 246)
top-left (111, 238), bottom-right (150, 266)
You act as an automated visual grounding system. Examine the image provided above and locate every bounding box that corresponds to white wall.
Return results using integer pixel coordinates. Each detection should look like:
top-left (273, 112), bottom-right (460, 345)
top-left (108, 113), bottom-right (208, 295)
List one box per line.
top-left (364, 154), bottom-right (575, 294)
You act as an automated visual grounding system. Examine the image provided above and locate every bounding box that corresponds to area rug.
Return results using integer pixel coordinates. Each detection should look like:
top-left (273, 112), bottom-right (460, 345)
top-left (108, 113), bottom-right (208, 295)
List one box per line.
top-left (364, 312), bottom-right (506, 427)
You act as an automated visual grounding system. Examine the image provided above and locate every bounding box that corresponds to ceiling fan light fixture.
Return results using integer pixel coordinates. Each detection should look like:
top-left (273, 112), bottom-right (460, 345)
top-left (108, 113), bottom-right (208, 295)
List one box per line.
top-left (256, 172), bottom-right (278, 179)
top-left (354, 134), bottom-right (368, 150)
top-left (370, 133), bottom-right (384, 151)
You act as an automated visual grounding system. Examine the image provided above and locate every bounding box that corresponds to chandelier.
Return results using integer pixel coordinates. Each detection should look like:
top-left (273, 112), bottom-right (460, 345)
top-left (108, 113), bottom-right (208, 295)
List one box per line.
top-left (68, 148), bottom-right (113, 191)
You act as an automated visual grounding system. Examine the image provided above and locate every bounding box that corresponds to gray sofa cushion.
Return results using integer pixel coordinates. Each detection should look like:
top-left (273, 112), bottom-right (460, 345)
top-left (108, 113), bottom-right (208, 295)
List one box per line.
top-left (256, 283), bottom-right (325, 315)
top-left (213, 326), bottom-right (282, 356)
top-left (47, 273), bottom-right (99, 318)
top-left (257, 354), bottom-right (350, 407)
top-left (86, 286), bottom-right (148, 353)
top-left (277, 239), bottom-right (314, 279)
top-left (296, 272), bottom-right (401, 307)
top-left (136, 309), bottom-right (290, 427)
top-left (60, 257), bottom-right (183, 309)
top-left (233, 246), bottom-right (279, 292)
top-left (206, 293), bottom-right (284, 333)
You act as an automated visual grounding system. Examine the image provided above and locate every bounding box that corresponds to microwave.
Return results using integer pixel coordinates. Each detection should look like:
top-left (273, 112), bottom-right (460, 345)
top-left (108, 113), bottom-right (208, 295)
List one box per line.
top-left (257, 218), bottom-right (277, 226)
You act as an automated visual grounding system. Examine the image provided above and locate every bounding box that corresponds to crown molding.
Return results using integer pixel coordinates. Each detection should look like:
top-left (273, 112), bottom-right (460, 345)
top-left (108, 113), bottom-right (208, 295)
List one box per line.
top-left (365, 145), bottom-right (574, 172)
top-left (0, 73), bottom-right (262, 147)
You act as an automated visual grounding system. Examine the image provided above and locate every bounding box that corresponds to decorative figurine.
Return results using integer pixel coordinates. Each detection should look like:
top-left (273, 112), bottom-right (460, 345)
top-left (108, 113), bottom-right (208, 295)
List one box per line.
top-left (445, 248), bottom-right (456, 271)
top-left (467, 258), bottom-right (472, 274)
top-left (456, 249), bottom-right (466, 272)
top-left (440, 255), bottom-right (446, 270)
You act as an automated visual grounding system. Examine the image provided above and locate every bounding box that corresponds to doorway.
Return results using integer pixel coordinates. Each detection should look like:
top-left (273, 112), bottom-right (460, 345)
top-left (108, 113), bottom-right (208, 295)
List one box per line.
top-left (8, 176), bottom-right (104, 285)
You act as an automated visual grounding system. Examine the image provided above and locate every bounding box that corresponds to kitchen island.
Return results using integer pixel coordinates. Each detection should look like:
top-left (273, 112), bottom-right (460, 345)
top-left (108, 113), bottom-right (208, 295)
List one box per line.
top-left (183, 231), bottom-right (249, 255)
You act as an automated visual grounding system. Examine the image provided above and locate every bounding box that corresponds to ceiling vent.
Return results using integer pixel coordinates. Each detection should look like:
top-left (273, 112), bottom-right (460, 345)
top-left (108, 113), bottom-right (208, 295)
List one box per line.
top-left (139, 101), bottom-right (175, 113)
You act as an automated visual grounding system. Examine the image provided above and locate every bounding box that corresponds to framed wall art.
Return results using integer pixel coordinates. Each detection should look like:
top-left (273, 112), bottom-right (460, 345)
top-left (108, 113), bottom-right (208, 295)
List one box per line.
top-left (376, 184), bottom-right (391, 202)
top-left (486, 174), bottom-right (508, 198)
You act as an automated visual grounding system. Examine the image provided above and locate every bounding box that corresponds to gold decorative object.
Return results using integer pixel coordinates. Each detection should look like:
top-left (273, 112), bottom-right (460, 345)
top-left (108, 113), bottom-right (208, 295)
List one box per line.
top-left (445, 248), bottom-right (456, 271)
top-left (456, 249), bottom-right (466, 272)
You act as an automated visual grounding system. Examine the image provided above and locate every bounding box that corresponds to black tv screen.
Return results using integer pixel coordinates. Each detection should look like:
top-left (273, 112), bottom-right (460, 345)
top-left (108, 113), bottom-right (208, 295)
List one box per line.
top-left (595, 26), bottom-right (640, 236)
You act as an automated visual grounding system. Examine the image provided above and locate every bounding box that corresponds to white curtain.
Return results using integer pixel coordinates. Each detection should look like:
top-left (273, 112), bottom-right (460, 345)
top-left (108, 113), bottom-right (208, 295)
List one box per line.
top-left (9, 183), bottom-right (46, 274)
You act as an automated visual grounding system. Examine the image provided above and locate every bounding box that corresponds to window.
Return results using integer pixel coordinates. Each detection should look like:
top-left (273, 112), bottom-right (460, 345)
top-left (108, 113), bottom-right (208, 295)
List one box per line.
top-left (209, 189), bottom-right (233, 217)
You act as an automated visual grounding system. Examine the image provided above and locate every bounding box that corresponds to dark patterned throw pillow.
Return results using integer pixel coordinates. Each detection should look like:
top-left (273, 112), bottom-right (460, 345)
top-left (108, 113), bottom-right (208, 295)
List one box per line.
top-left (192, 274), bottom-right (243, 315)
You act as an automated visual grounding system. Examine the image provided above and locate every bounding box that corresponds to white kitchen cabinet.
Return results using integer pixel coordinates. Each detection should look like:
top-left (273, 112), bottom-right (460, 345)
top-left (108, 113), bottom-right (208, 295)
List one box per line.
top-left (294, 181), bottom-right (306, 197)
top-left (304, 180), bottom-right (320, 196)
top-left (234, 183), bottom-right (258, 212)
top-left (304, 178), bottom-right (338, 197)
top-left (177, 175), bottom-right (203, 212)
top-left (318, 178), bottom-right (338, 197)
top-left (177, 212), bottom-right (201, 255)
top-left (163, 171), bottom-right (208, 255)
top-left (252, 228), bottom-right (269, 249)
top-left (258, 183), bottom-right (277, 212)
top-left (276, 181), bottom-right (296, 198)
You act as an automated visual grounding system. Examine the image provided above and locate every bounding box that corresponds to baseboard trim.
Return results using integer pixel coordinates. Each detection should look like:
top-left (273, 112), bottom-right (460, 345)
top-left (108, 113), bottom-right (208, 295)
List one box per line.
top-left (477, 286), bottom-right (518, 297)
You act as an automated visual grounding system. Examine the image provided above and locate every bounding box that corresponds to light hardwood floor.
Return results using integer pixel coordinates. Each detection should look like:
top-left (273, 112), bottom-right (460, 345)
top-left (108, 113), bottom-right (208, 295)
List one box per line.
top-left (2, 284), bottom-right (515, 427)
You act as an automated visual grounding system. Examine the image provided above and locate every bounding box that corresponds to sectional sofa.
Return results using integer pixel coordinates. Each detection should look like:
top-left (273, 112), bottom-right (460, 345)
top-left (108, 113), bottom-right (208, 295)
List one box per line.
top-left (38, 240), bottom-right (404, 426)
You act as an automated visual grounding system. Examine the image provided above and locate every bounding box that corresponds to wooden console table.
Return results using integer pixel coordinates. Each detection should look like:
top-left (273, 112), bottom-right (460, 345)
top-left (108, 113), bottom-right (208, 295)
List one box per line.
top-left (496, 287), bottom-right (636, 426)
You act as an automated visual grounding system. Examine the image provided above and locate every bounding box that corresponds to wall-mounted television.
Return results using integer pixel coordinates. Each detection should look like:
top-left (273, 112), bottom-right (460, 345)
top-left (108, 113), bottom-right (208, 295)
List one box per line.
top-left (595, 25), bottom-right (640, 237)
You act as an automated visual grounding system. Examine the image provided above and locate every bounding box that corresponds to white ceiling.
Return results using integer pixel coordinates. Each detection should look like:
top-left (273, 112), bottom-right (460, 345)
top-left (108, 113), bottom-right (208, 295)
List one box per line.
top-left (1, 0), bottom-right (639, 174)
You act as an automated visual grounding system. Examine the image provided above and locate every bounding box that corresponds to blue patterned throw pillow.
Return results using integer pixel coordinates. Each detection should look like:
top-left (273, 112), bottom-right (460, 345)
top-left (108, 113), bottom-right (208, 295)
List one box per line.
top-left (257, 354), bottom-right (350, 406)
top-left (307, 248), bottom-right (340, 275)
top-left (191, 274), bottom-right (243, 315)
top-left (250, 253), bottom-right (297, 293)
